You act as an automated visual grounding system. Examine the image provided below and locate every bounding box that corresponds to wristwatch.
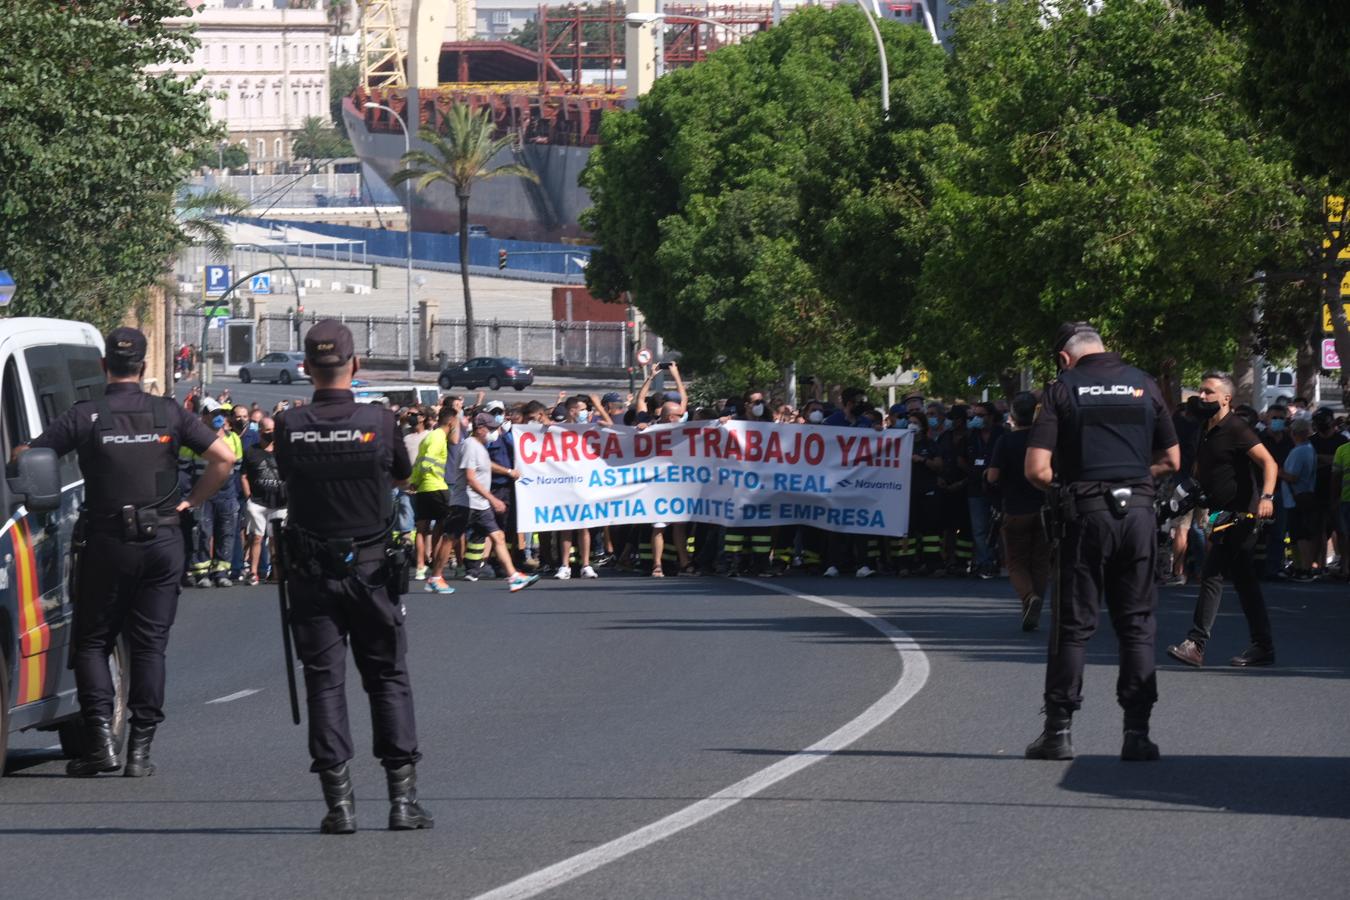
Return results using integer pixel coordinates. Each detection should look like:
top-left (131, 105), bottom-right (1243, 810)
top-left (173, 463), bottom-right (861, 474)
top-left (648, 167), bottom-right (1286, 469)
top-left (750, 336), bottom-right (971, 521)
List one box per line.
top-left (1260, 493), bottom-right (1274, 500)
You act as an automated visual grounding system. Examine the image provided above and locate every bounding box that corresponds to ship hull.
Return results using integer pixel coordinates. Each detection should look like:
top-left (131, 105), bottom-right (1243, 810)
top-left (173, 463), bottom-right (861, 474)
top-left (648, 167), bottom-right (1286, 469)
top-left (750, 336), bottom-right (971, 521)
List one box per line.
top-left (344, 98), bottom-right (594, 243)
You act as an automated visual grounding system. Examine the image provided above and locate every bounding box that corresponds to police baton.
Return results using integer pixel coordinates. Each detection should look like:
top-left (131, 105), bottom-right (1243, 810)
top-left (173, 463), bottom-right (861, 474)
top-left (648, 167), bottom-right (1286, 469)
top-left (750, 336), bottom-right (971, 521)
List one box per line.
top-left (270, 519), bottom-right (302, 725)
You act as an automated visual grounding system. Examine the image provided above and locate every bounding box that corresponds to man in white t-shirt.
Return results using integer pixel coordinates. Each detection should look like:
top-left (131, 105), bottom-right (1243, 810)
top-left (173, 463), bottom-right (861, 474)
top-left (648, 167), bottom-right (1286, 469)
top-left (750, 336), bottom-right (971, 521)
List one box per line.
top-left (461, 413), bottom-right (539, 592)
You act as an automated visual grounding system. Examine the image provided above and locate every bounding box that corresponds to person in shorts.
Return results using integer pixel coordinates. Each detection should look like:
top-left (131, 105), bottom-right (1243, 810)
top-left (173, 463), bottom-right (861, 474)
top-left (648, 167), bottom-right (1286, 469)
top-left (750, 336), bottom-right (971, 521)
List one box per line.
top-left (460, 413), bottom-right (538, 592)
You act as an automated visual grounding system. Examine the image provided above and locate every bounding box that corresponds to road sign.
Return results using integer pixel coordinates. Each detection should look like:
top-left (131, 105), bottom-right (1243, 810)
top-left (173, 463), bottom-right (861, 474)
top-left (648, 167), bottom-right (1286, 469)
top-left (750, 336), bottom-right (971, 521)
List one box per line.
top-left (249, 273), bottom-right (272, 294)
top-left (0, 270), bottom-right (14, 307)
top-left (1322, 302), bottom-right (1350, 332)
top-left (205, 265), bottom-right (231, 296)
top-left (1323, 339), bottom-right (1341, 370)
top-left (636, 348), bottom-right (653, 366)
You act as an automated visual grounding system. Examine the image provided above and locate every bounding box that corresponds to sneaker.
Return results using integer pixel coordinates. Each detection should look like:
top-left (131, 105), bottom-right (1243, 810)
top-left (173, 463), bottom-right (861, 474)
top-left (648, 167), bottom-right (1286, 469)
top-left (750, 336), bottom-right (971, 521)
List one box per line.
top-left (424, 577), bottom-right (455, 595)
top-left (580, 565), bottom-right (599, 579)
top-left (213, 576), bottom-right (233, 588)
top-left (462, 569), bottom-right (479, 582)
top-left (554, 567), bottom-right (572, 580)
top-left (1166, 639), bottom-right (1205, 667)
top-left (195, 576), bottom-right (213, 589)
top-left (414, 566), bottom-right (428, 581)
top-left (1021, 594), bottom-right (1043, 632)
top-left (855, 566), bottom-right (875, 578)
top-left (1163, 574), bottom-right (1187, 587)
top-left (1121, 730), bottom-right (1160, 762)
top-left (823, 566), bottom-right (840, 578)
top-left (1292, 569), bottom-right (1315, 583)
top-left (978, 564), bottom-right (997, 581)
top-left (508, 573), bottom-right (540, 593)
top-left (247, 575), bottom-right (260, 587)
top-left (1229, 643), bottom-right (1275, 667)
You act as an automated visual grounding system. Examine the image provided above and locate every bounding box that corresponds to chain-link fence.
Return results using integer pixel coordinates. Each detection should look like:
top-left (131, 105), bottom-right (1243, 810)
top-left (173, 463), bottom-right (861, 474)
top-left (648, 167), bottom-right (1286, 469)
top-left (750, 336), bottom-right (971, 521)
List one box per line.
top-left (175, 310), bottom-right (631, 369)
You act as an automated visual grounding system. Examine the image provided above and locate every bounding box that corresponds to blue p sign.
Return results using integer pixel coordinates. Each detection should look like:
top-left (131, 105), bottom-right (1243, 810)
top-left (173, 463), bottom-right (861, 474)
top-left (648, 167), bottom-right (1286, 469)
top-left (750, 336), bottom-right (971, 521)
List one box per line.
top-left (205, 265), bottom-right (231, 296)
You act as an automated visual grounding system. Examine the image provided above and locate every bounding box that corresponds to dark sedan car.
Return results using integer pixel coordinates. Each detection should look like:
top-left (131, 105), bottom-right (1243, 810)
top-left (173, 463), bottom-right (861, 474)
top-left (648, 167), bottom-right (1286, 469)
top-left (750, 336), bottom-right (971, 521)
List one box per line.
top-left (438, 357), bottom-right (534, 391)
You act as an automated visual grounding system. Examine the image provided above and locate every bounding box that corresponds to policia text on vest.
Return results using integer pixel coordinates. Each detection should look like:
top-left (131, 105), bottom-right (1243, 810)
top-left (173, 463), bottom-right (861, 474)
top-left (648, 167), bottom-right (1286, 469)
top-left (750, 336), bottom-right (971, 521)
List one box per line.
top-left (18, 327), bottom-right (234, 779)
top-left (1022, 322), bottom-right (1180, 764)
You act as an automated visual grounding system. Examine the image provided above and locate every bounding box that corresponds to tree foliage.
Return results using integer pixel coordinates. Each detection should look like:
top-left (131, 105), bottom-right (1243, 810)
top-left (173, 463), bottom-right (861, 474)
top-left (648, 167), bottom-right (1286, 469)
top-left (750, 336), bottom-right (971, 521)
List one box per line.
top-left (0, 0), bottom-right (214, 330)
top-left (581, 7), bottom-right (948, 386)
top-left (292, 116), bottom-right (353, 171)
top-left (330, 61), bottom-right (360, 140)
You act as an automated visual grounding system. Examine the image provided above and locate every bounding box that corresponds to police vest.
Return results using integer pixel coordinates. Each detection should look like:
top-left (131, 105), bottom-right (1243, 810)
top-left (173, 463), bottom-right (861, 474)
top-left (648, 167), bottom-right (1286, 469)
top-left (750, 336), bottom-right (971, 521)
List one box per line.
top-left (84, 397), bottom-right (181, 516)
top-left (282, 404), bottom-right (392, 538)
top-left (1057, 364), bottom-right (1156, 483)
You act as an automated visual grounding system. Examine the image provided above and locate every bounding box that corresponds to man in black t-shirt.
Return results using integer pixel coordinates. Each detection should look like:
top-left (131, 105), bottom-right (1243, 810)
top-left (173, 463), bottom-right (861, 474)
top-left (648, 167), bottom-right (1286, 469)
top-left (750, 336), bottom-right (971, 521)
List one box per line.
top-left (1260, 404), bottom-right (1294, 578)
top-left (1308, 407), bottom-right (1348, 568)
top-left (987, 392), bottom-right (1048, 631)
top-left (241, 416), bottom-right (286, 587)
top-left (1167, 373), bottom-right (1279, 669)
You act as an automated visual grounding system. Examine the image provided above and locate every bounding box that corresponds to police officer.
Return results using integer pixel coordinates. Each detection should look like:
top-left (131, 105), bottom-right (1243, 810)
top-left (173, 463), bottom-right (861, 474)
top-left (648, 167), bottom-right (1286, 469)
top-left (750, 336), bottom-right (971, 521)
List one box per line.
top-left (273, 320), bottom-right (432, 834)
top-left (1023, 323), bottom-right (1180, 762)
top-left (16, 328), bottom-right (234, 777)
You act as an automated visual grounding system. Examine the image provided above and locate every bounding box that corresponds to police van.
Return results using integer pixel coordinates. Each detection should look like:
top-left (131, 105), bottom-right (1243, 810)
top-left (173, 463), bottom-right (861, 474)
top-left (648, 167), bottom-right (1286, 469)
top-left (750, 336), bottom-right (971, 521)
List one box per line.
top-left (0, 318), bottom-right (120, 778)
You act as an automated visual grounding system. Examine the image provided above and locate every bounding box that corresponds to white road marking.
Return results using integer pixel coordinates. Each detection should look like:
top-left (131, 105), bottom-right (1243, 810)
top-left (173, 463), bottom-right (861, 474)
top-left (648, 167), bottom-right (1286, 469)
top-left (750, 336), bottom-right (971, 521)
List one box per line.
top-left (206, 689), bottom-right (261, 705)
top-left (470, 579), bottom-right (931, 900)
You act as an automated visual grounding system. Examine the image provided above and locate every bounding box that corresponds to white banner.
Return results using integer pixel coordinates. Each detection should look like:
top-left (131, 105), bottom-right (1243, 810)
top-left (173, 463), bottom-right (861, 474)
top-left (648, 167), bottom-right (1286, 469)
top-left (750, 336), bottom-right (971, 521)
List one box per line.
top-left (513, 421), bottom-right (912, 536)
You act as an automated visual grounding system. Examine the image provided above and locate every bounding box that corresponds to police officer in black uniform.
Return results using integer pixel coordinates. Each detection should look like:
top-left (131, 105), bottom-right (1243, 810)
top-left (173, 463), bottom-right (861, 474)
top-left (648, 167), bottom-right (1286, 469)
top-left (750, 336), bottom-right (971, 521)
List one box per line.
top-left (1023, 323), bottom-right (1180, 762)
top-left (273, 320), bottom-right (432, 834)
top-left (17, 328), bottom-right (233, 777)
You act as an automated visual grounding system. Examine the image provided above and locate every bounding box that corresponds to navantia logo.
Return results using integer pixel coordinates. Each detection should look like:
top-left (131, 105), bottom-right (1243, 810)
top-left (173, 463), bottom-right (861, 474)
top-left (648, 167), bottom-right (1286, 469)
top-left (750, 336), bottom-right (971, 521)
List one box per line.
top-left (290, 430), bottom-right (376, 444)
top-left (102, 433), bottom-right (173, 445)
top-left (1078, 385), bottom-right (1145, 398)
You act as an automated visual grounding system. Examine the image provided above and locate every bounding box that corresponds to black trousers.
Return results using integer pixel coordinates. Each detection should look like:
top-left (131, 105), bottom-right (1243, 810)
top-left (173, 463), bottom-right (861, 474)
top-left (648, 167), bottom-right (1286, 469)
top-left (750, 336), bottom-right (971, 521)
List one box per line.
top-left (289, 559), bottom-right (420, 773)
top-left (1044, 506), bottom-right (1158, 722)
top-left (1186, 518), bottom-right (1272, 651)
top-left (75, 527), bottom-right (185, 726)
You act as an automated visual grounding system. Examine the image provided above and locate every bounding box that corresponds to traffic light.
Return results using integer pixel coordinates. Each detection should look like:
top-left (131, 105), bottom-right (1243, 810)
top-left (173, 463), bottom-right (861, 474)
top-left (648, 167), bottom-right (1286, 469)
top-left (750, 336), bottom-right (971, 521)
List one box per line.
top-left (497, 249), bottom-right (508, 270)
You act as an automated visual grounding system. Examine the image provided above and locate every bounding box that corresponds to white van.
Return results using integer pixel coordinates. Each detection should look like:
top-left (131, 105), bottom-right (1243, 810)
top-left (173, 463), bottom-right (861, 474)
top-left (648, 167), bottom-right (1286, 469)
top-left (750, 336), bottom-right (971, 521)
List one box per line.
top-left (1261, 367), bottom-right (1296, 410)
top-left (0, 317), bottom-right (125, 778)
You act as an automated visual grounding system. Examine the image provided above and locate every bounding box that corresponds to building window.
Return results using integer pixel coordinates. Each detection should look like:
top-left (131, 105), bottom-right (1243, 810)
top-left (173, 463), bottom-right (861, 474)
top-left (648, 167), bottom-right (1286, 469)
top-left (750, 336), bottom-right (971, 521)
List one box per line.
top-left (239, 45), bottom-right (245, 65)
top-left (492, 10), bottom-right (510, 25)
top-left (275, 138), bottom-right (284, 160)
top-left (292, 90), bottom-right (299, 120)
top-left (303, 44), bottom-right (310, 64)
top-left (274, 44), bottom-right (280, 64)
top-left (257, 138), bottom-right (266, 160)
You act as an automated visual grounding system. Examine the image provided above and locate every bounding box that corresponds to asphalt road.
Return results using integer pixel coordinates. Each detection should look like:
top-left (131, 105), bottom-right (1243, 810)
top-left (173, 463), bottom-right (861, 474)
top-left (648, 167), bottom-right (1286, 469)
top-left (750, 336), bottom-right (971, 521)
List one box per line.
top-left (4, 574), bottom-right (1347, 900)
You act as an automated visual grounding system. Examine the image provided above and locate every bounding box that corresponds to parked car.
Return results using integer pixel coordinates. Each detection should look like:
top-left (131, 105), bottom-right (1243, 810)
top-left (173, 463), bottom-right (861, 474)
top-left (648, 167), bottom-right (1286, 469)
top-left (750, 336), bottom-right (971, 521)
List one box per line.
top-left (439, 357), bottom-right (534, 391)
top-left (3, 317), bottom-right (131, 777)
top-left (238, 351), bottom-right (310, 385)
top-left (353, 384), bottom-right (441, 408)
top-left (467, 224), bottom-right (490, 238)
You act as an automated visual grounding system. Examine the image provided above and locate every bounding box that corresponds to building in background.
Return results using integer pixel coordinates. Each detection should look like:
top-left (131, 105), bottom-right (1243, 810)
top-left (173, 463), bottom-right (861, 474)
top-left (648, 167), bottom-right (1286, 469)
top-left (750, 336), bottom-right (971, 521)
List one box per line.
top-left (148, 0), bottom-right (332, 173)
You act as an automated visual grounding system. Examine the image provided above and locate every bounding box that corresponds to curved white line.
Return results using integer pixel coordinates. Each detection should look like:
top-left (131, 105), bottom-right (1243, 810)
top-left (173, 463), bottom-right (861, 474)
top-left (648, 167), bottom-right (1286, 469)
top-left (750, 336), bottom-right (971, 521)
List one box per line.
top-left (471, 579), bottom-right (931, 900)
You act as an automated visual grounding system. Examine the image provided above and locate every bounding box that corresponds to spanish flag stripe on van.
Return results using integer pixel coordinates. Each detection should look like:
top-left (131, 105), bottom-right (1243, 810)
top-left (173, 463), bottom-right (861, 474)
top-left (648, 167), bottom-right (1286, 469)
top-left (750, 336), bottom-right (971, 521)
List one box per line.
top-left (13, 518), bottom-right (48, 704)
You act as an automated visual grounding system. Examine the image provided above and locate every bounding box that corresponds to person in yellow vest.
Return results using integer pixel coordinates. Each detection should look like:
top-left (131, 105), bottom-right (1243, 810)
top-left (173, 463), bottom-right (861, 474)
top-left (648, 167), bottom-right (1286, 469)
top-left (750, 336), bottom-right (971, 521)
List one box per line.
top-left (182, 409), bottom-right (244, 587)
top-left (412, 407), bottom-right (460, 594)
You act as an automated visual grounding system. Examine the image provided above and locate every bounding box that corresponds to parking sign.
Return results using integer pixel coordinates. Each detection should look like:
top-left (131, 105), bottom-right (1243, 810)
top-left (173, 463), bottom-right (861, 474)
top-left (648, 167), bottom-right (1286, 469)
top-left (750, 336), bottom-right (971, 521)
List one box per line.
top-left (205, 265), bottom-right (231, 296)
top-left (249, 273), bottom-right (272, 294)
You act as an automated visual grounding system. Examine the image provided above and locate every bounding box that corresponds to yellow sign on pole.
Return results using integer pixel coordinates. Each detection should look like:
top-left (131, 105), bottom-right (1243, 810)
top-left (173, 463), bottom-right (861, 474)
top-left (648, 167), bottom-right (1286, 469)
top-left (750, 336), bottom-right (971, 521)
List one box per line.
top-left (1323, 302), bottom-right (1350, 333)
top-left (1328, 195), bottom-right (1346, 224)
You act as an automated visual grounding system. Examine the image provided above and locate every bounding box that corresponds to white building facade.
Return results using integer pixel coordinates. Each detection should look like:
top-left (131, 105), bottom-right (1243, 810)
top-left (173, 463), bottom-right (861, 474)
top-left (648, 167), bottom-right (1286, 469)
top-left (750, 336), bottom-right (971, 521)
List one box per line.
top-left (150, 1), bottom-right (332, 171)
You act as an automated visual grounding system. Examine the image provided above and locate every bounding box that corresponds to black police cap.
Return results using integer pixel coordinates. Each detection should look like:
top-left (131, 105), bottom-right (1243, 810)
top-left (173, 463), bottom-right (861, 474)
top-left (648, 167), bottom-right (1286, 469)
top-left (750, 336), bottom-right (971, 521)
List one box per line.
top-left (304, 319), bottom-right (355, 368)
top-left (1053, 321), bottom-right (1097, 354)
top-left (105, 327), bottom-right (147, 364)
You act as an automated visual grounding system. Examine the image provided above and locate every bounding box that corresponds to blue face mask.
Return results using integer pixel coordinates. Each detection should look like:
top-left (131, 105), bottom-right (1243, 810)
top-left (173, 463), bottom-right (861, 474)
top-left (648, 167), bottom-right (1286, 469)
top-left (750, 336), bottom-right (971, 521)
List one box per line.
top-left (969, 416), bottom-right (985, 430)
top-left (492, 414), bottom-right (504, 426)
top-left (1268, 418), bottom-right (1285, 433)
top-left (212, 415), bottom-right (226, 430)
top-left (248, 421), bottom-right (259, 432)
top-left (927, 416), bottom-right (940, 429)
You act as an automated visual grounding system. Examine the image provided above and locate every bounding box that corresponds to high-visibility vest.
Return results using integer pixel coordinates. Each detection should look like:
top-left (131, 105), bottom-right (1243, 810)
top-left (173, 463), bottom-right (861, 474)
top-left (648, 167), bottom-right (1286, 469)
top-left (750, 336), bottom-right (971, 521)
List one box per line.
top-left (411, 428), bottom-right (449, 492)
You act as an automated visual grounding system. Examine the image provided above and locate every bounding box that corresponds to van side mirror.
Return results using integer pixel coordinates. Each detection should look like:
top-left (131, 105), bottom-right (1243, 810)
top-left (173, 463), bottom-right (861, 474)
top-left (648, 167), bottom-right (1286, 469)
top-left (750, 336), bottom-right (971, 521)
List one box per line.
top-left (9, 448), bottom-right (62, 513)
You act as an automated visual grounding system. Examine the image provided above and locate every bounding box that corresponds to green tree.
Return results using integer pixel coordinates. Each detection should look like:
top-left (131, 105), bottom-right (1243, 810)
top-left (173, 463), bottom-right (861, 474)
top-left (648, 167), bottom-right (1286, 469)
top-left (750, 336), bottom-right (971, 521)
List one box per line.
top-left (909, 0), bottom-right (1309, 397)
top-left (0, 0), bottom-right (215, 330)
top-left (581, 7), bottom-right (948, 387)
top-left (291, 116), bottom-right (352, 172)
top-left (390, 105), bottom-right (538, 358)
top-left (330, 61), bottom-right (361, 141)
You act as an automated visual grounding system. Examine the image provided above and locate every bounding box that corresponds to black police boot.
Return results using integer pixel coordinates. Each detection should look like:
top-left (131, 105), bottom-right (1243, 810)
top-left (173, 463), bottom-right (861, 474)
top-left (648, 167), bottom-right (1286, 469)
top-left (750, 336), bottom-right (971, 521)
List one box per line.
top-left (1025, 710), bottom-right (1074, 760)
top-left (1121, 729), bottom-right (1160, 761)
top-left (66, 717), bottom-right (120, 777)
top-left (122, 723), bottom-right (157, 778)
top-left (318, 763), bottom-right (357, 835)
top-left (386, 763), bottom-right (434, 831)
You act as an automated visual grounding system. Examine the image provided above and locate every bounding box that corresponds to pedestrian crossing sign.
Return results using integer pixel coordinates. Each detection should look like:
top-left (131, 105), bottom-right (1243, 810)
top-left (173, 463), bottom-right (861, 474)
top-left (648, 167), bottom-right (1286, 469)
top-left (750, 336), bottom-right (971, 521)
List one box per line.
top-left (250, 274), bottom-right (272, 294)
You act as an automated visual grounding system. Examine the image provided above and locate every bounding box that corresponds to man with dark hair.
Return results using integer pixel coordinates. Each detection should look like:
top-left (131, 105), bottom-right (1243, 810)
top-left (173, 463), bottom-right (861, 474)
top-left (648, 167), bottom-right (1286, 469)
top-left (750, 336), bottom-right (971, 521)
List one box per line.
top-left (1024, 323), bottom-right (1179, 762)
top-left (987, 392), bottom-right (1048, 630)
top-left (17, 328), bottom-right (233, 777)
top-left (274, 319), bottom-right (432, 834)
top-left (1308, 406), bottom-right (1347, 573)
top-left (1260, 403), bottom-right (1293, 578)
top-left (412, 406), bottom-right (458, 594)
top-left (961, 400), bottom-right (1004, 578)
top-left (1166, 373), bottom-right (1279, 668)
top-left (184, 408), bottom-right (243, 587)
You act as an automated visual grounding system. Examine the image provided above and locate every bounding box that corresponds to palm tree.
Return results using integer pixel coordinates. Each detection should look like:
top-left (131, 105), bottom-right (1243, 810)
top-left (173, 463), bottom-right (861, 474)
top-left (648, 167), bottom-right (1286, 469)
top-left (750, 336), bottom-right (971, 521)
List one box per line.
top-left (390, 105), bottom-right (538, 358)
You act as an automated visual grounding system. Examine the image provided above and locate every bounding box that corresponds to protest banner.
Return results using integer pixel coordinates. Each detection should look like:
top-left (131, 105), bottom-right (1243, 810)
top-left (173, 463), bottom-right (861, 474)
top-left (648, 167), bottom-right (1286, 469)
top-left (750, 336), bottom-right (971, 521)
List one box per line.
top-left (513, 421), bottom-right (912, 536)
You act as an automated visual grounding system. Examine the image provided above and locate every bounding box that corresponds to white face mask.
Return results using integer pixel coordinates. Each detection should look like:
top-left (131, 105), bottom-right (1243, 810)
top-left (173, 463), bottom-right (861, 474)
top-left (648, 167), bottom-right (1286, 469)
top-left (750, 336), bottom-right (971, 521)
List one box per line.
top-left (576, 410), bottom-right (590, 424)
top-left (807, 410), bottom-right (824, 424)
top-left (488, 429), bottom-right (501, 442)
top-left (751, 402), bottom-right (766, 418)
top-left (679, 411), bottom-right (689, 423)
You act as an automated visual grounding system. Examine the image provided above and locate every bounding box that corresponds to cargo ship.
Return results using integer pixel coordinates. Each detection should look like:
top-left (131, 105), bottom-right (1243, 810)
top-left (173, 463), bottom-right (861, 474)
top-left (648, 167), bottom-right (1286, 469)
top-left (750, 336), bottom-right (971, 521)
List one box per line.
top-left (344, 3), bottom-right (777, 242)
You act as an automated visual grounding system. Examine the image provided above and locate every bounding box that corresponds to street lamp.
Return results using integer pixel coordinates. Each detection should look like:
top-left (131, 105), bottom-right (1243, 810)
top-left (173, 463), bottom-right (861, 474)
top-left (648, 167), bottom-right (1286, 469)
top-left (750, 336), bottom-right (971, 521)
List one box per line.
top-left (363, 102), bottom-right (415, 379)
top-left (624, 5), bottom-right (890, 116)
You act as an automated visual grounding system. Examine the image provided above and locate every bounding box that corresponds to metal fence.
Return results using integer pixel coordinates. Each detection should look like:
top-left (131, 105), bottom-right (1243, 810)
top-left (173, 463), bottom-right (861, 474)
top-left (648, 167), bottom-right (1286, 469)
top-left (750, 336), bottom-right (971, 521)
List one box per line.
top-left (175, 311), bottom-right (630, 369)
top-left (185, 173), bottom-right (399, 208)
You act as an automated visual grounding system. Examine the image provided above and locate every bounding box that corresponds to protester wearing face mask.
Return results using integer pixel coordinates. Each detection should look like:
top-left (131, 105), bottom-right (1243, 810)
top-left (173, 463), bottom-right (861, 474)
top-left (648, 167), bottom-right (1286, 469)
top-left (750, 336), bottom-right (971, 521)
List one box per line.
top-left (480, 400), bottom-right (522, 577)
top-left (937, 405), bottom-right (975, 575)
top-left (802, 401), bottom-right (827, 425)
top-left (926, 401), bottom-right (948, 440)
top-left (725, 388), bottom-right (776, 574)
top-left (555, 397), bottom-right (598, 579)
top-left (986, 393), bottom-right (1049, 629)
top-left (823, 387), bottom-right (872, 428)
top-left (1259, 404), bottom-right (1293, 578)
top-left (183, 409), bottom-right (243, 587)
top-left (893, 413), bottom-right (944, 575)
top-left (241, 417), bottom-right (286, 587)
top-left (959, 401), bottom-right (1004, 579)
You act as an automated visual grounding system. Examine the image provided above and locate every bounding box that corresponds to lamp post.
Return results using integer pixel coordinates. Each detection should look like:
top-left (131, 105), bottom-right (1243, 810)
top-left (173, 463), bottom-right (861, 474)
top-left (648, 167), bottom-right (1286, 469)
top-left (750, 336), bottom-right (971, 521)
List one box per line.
top-left (362, 102), bottom-right (415, 379)
top-left (625, 7), bottom-right (890, 116)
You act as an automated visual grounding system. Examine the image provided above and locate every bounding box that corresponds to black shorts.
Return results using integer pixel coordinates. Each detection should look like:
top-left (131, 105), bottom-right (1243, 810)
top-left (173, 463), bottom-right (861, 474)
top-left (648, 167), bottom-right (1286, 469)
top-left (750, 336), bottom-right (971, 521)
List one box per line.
top-left (416, 490), bottom-right (451, 523)
top-left (1290, 493), bottom-right (1317, 541)
top-left (468, 506), bottom-right (501, 537)
top-left (443, 505), bottom-right (470, 539)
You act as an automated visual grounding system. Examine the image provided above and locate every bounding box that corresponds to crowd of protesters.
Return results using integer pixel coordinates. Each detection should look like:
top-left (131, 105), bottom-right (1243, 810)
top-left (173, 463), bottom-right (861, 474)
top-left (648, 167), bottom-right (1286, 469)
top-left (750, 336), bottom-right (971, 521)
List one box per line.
top-left (172, 369), bottom-right (1350, 628)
